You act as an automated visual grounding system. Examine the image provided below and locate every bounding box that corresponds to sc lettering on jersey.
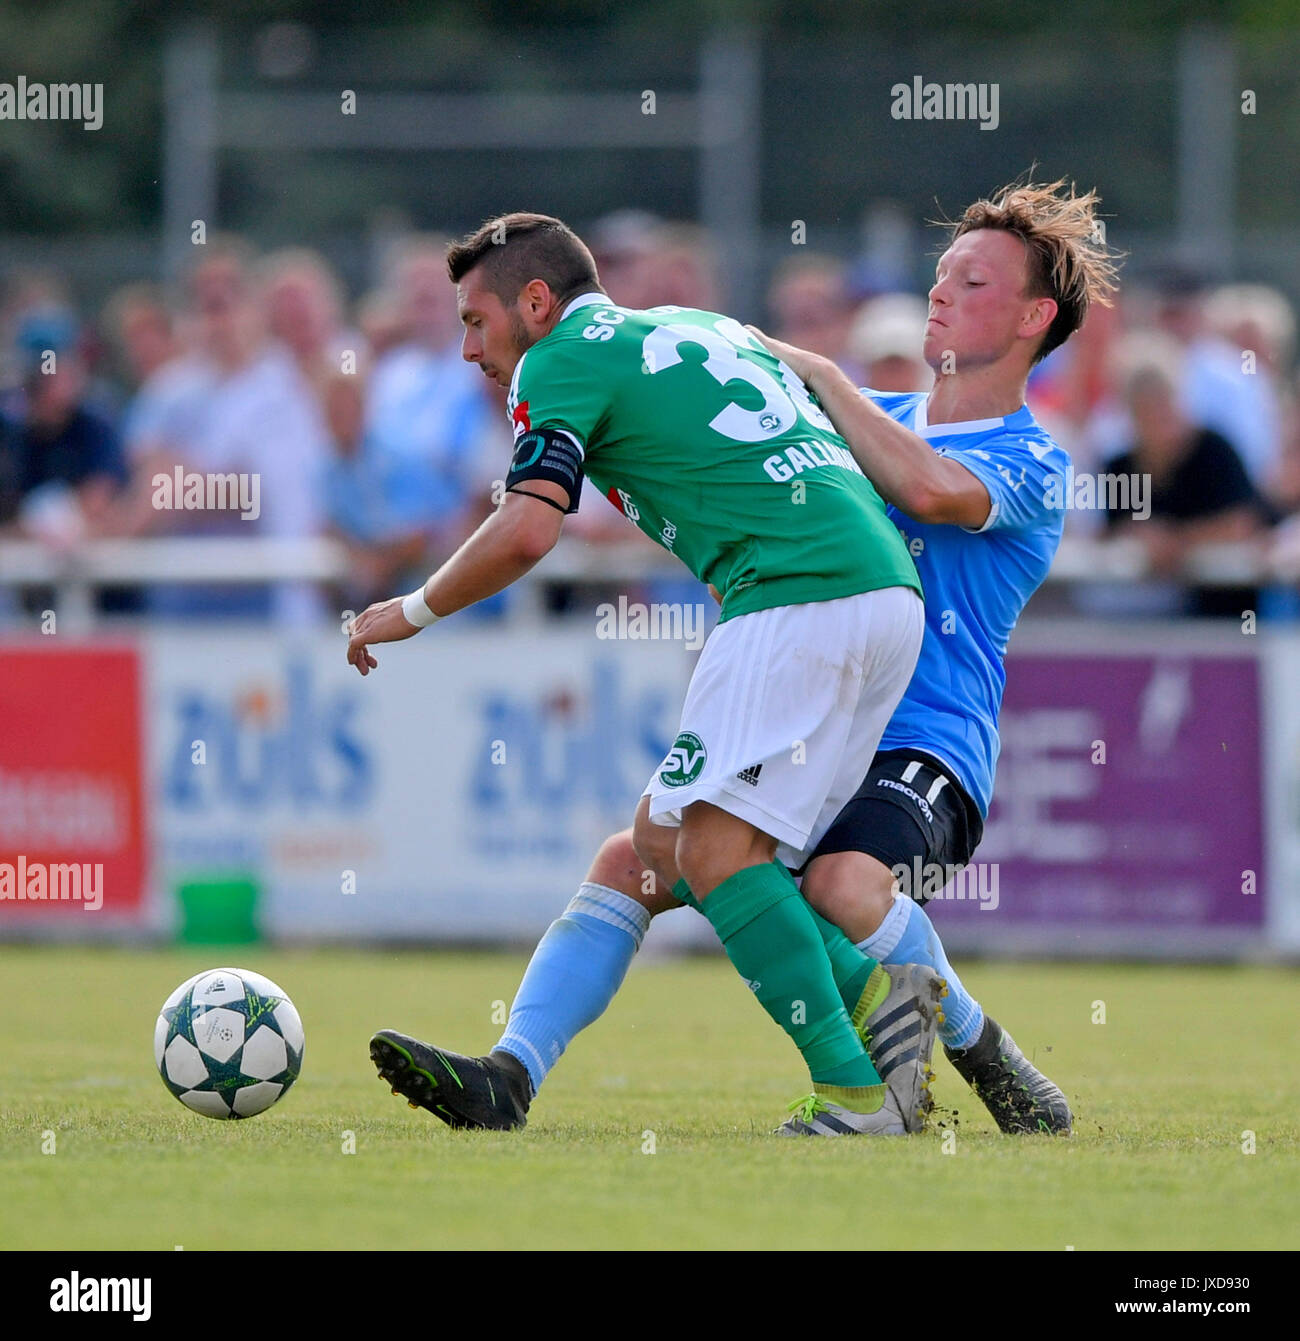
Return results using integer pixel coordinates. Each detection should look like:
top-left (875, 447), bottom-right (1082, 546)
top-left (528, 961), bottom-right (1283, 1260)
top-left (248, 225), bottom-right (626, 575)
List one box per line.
top-left (583, 308), bottom-right (627, 341)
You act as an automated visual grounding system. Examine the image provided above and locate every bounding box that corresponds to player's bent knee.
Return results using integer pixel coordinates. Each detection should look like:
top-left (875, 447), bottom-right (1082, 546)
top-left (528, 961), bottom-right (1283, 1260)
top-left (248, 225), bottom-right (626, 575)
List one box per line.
top-left (587, 829), bottom-right (642, 895)
top-left (676, 804), bottom-right (775, 900)
top-left (674, 838), bottom-right (744, 902)
top-left (802, 850), bottom-right (897, 933)
top-left (586, 829), bottom-right (676, 913)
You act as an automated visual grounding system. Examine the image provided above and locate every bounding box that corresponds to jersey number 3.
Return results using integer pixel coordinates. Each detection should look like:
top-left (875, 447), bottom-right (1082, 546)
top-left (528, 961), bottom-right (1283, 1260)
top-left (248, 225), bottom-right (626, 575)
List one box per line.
top-left (641, 316), bottom-right (833, 443)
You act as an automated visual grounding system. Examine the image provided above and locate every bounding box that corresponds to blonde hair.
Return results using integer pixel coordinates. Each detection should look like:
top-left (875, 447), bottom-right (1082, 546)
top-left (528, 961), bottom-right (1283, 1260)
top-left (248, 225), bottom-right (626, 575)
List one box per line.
top-left (949, 178), bottom-right (1121, 363)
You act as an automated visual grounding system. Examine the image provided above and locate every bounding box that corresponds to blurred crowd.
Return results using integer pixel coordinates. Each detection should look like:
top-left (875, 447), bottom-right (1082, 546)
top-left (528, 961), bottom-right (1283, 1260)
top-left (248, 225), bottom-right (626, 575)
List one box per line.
top-left (1, 208), bottom-right (1298, 623)
top-left (0, 234), bottom-right (510, 623)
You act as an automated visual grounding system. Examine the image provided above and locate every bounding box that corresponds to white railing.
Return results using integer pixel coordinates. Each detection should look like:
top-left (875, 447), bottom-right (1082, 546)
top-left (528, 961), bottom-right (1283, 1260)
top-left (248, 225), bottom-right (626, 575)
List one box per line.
top-left (1, 531), bottom-right (1297, 629)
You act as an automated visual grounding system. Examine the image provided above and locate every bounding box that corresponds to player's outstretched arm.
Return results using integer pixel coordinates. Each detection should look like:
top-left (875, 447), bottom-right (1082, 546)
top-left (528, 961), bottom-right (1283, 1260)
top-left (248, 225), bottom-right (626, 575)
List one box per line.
top-left (346, 484), bottom-right (568, 676)
top-left (748, 328), bottom-right (992, 529)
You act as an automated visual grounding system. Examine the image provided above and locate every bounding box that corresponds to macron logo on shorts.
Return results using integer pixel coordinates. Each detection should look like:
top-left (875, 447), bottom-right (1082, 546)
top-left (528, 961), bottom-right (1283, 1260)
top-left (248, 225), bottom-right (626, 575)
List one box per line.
top-left (876, 777), bottom-right (934, 823)
top-left (876, 760), bottom-right (951, 823)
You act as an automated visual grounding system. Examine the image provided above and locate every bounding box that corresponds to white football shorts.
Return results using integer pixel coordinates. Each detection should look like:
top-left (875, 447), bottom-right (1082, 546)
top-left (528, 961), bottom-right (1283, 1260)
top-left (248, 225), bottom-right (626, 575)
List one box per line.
top-left (644, 584), bottom-right (924, 867)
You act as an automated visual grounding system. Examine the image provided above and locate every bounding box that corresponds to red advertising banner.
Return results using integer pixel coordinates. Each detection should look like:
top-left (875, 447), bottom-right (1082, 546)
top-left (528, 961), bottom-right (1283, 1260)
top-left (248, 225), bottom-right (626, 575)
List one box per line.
top-left (0, 645), bottom-right (147, 917)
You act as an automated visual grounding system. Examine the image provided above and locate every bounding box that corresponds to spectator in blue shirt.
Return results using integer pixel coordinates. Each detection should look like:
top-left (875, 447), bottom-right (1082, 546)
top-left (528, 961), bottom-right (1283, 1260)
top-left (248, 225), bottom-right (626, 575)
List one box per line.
top-left (0, 307), bottom-right (132, 614)
top-left (0, 307), bottom-right (125, 541)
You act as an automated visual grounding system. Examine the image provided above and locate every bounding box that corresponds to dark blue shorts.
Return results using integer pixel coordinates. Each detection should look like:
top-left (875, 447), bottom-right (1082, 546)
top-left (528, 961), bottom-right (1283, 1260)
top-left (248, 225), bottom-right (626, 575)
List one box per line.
top-left (803, 748), bottom-right (984, 904)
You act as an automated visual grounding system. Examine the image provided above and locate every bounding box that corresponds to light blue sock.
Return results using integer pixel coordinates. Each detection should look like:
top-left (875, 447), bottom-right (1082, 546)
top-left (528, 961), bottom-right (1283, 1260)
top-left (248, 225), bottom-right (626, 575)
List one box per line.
top-left (857, 895), bottom-right (984, 1050)
top-left (495, 882), bottom-right (650, 1095)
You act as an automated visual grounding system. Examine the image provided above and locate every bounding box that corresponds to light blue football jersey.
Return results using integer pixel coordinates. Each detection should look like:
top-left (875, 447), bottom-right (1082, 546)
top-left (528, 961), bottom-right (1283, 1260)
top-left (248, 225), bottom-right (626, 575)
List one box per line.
top-left (869, 391), bottom-right (1069, 817)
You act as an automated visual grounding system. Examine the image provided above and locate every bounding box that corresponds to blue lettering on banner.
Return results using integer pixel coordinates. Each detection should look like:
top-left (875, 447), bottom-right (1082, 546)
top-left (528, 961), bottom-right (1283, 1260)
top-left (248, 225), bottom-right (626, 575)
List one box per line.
top-left (469, 660), bottom-right (674, 854)
top-left (163, 659), bottom-right (371, 811)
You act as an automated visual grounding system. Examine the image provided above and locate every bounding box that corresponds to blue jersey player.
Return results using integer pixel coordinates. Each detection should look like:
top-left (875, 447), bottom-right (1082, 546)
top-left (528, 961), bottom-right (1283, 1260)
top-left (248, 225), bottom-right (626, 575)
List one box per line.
top-left (760, 180), bottom-right (1117, 1133)
top-left (781, 386), bottom-right (1074, 1129)
top-left (372, 179), bottom-right (1120, 1136)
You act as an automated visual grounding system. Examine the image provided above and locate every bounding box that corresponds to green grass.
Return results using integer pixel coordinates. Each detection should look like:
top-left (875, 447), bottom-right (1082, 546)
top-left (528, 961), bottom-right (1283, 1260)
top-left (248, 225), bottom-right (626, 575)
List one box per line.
top-left (0, 946), bottom-right (1294, 1250)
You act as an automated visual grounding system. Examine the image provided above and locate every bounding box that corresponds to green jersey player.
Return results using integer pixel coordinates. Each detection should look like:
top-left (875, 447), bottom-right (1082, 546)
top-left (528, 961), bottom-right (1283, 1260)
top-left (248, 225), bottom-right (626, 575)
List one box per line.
top-left (348, 213), bottom-right (938, 1135)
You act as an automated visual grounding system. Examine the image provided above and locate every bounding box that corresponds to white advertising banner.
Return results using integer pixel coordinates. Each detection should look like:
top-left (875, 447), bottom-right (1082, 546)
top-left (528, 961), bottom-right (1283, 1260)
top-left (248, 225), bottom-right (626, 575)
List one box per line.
top-left (142, 624), bottom-right (702, 943)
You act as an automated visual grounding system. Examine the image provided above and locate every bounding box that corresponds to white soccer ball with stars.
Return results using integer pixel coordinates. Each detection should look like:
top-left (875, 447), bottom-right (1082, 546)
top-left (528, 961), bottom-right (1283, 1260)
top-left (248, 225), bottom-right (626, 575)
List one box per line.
top-left (154, 967), bottom-right (305, 1119)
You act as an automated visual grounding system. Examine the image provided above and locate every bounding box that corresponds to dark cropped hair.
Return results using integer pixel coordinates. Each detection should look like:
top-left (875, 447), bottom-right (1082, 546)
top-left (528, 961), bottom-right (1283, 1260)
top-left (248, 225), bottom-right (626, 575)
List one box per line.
top-left (446, 213), bottom-right (601, 309)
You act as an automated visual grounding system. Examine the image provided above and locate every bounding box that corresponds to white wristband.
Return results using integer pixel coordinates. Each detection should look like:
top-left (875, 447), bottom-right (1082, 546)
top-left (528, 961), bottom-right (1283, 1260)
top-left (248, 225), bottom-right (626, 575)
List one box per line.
top-left (401, 586), bottom-right (441, 629)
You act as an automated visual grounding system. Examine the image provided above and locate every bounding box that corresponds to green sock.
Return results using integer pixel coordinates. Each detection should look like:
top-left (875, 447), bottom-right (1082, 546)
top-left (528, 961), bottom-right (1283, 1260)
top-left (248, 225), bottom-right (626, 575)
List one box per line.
top-left (696, 863), bottom-right (882, 1093)
top-left (683, 868), bottom-right (888, 1029)
top-left (802, 896), bottom-right (889, 1028)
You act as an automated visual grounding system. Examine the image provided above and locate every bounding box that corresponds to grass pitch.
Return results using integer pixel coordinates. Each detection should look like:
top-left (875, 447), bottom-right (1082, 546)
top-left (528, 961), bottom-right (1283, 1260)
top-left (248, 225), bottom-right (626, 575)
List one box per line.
top-left (0, 945), bottom-right (1294, 1251)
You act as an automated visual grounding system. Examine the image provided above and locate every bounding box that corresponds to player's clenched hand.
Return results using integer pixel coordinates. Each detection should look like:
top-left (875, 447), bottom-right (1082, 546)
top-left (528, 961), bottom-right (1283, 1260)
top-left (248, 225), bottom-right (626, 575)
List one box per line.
top-left (745, 325), bottom-right (825, 386)
top-left (346, 597), bottom-right (419, 676)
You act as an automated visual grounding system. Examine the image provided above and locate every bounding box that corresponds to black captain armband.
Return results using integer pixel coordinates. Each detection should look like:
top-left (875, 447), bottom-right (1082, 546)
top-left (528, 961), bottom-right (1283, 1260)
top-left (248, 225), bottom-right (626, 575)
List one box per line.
top-left (505, 427), bottom-right (585, 514)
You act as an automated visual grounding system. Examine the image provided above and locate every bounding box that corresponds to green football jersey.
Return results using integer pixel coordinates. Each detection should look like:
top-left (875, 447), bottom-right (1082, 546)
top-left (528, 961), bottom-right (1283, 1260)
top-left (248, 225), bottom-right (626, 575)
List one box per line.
top-left (506, 293), bottom-right (921, 621)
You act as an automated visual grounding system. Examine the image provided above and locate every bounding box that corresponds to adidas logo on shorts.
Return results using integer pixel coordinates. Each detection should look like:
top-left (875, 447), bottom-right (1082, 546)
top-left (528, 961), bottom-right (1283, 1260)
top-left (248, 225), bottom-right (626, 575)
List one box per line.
top-left (736, 763), bottom-right (763, 787)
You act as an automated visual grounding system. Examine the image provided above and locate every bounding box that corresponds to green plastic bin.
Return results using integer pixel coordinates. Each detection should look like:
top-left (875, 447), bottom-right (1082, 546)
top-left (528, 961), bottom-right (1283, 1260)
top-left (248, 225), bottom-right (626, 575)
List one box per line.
top-left (176, 875), bottom-right (261, 945)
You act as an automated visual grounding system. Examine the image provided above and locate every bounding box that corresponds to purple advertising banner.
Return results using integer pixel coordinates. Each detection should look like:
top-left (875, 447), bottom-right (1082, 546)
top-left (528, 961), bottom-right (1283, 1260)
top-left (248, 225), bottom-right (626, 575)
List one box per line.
top-left (933, 653), bottom-right (1264, 946)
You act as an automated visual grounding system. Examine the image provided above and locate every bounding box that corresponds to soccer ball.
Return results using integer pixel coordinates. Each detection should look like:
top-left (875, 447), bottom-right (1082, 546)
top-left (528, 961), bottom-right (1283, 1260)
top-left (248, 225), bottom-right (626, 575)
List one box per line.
top-left (154, 967), bottom-right (304, 1119)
